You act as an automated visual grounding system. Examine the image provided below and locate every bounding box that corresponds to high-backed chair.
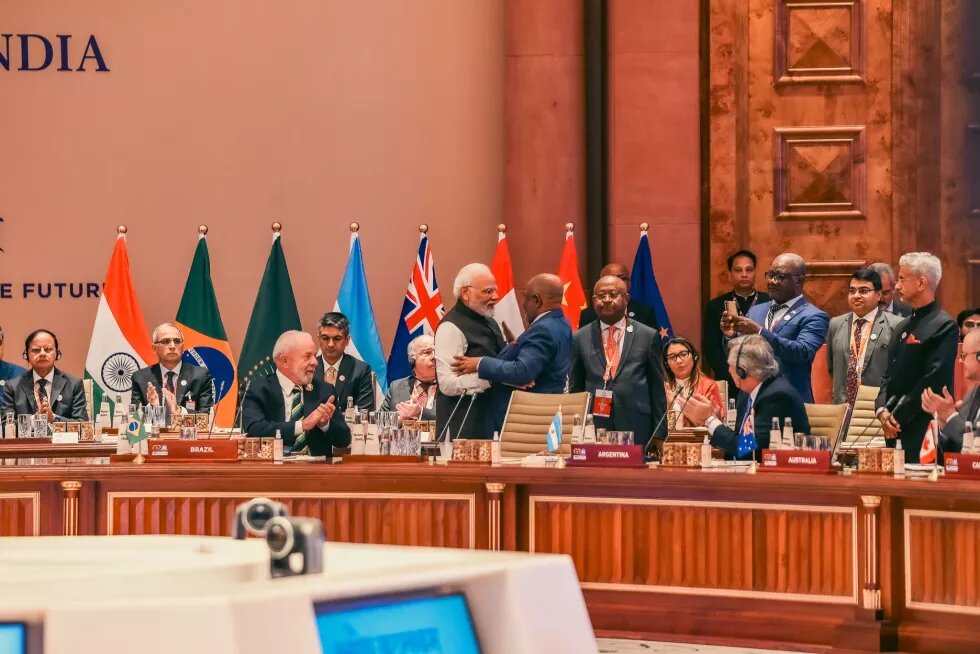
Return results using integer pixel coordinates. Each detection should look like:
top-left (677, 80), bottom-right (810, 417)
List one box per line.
top-left (498, 391), bottom-right (590, 458)
top-left (843, 384), bottom-right (886, 448)
top-left (804, 402), bottom-right (851, 452)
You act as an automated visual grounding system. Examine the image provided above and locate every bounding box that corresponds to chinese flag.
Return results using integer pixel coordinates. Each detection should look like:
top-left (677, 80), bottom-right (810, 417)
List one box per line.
top-left (557, 230), bottom-right (587, 329)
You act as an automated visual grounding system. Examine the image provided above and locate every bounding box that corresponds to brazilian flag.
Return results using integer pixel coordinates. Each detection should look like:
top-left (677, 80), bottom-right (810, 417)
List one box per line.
top-left (176, 234), bottom-right (238, 427)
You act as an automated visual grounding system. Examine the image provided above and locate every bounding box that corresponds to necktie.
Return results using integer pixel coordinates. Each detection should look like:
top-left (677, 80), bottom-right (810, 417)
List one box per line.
top-left (325, 367), bottom-right (338, 385)
top-left (844, 317), bottom-right (867, 405)
top-left (604, 325), bottom-right (621, 378)
top-left (412, 380), bottom-right (432, 408)
top-left (36, 379), bottom-right (48, 409)
top-left (736, 395), bottom-right (757, 458)
top-left (766, 303), bottom-right (786, 330)
top-left (165, 371), bottom-right (176, 395)
top-left (290, 387), bottom-right (309, 454)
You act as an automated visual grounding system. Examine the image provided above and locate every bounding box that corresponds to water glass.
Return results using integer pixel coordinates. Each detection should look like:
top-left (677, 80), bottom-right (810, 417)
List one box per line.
top-left (17, 415), bottom-right (32, 438)
top-left (179, 426), bottom-right (197, 440)
top-left (31, 414), bottom-right (49, 438)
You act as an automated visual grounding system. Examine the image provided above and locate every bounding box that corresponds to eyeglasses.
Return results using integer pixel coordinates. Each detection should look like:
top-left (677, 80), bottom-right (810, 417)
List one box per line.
top-left (593, 291), bottom-right (625, 301)
top-left (764, 270), bottom-right (799, 283)
top-left (154, 338), bottom-right (184, 346)
top-left (464, 286), bottom-right (497, 298)
top-left (847, 287), bottom-right (877, 296)
top-left (666, 351), bottom-right (692, 363)
top-left (28, 346), bottom-right (56, 355)
top-left (964, 320), bottom-right (980, 330)
top-left (958, 350), bottom-right (980, 363)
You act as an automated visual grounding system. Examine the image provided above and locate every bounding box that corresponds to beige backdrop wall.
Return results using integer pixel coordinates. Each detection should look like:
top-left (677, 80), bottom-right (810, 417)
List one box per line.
top-left (0, 0), bottom-right (505, 376)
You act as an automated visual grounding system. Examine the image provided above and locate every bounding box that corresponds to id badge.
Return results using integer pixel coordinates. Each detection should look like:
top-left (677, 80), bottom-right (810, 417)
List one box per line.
top-left (593, 389), bottom-right (613, 417)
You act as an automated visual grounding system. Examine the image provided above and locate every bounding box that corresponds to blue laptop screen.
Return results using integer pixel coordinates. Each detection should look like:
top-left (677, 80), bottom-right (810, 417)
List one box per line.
top-left (0, 624), bottom-right (25, 654)
top-left (314, 592), bottom-right (480, 654)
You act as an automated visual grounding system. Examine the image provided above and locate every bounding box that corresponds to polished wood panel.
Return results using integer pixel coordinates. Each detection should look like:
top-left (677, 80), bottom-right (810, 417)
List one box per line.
top-left (108, 492), bottom-right (475, 548)
top-left (531, 497), bottom-right (855, 600)
top-left (905, 510), bottom-right (980, 612)
top-left (0, 492), bottom-right (39, 537)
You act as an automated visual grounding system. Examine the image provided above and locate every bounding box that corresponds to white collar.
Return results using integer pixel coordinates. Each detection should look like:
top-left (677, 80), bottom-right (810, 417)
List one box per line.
top-left (599, 317), bottom-right (627, 332)
top-left (321, 355), bottom-right (342, 371)
top-left (160, 362), bottom-right (182, 378)
top-left (531, 312), bottom-right (549, 325)
top-left (276, 370), bottom-right (301, 395)
top-left (852, 307), bottom-right (878, 324)
top-left (748, 383), bottom-right (762, 404)
top-left (32, 369), bottom-right (55, 385)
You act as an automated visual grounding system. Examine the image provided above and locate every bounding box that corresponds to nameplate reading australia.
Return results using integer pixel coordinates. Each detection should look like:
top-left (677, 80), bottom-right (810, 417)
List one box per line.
top-left (761, 449), bottom-right (832, 473)
top-left (943, 453), bottom-right (980, 479)
top-left (147, 438), bottom-right (239, 463)
top-left (566, 444), bottom-right (645, 468)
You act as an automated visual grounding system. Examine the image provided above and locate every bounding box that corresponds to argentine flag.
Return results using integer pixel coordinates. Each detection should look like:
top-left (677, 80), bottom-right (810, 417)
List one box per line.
top-left (546, 407), bottom-right (563, 453)
top-left (335, 230), bottom-right (388, 404)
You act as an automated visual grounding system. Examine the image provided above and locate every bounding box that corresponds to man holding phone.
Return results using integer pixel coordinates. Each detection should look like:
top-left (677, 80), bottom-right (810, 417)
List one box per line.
top-left (702, 250), bottom-right (769, 388)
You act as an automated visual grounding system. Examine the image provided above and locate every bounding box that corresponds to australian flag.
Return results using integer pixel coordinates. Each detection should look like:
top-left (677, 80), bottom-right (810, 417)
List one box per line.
top-left (386, 233), bottom-right (444, 383)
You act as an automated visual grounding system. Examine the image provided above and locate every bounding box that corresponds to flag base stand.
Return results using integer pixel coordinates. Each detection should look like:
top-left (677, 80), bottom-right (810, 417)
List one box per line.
top-left (133, 452), bottom-right (145, 465)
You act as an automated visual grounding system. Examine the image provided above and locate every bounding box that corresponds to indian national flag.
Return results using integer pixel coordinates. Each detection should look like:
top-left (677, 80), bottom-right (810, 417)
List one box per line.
top-left (84, 232), bottom-right (155, 414)
top-left (490, 228), bottom-right (524, 340)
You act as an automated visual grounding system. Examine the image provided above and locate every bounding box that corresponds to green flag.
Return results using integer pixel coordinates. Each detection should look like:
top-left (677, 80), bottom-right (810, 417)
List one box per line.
top-left (126, 417), bottom-right (147, 446)
top-left (176, 235), bottom-right (238, 427)
top-left (238, 232), bottom-right (302, 387)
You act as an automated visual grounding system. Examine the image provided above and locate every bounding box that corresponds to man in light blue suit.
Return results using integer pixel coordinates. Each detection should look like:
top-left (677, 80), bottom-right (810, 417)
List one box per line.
top-left (452, 274), bottom-right (573, 430)
top-left (722, 253), bottom-right (829, 402)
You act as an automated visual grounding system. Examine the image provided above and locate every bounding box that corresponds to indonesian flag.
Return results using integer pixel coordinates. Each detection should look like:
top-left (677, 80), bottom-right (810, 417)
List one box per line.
top-left (84, 233), bottom-right (155, 414)
top-left (557, 229), bottom-right (587, 329)
top-left (920, 415), bottom-right (938, 464)
top-left (490, 230), bottom-right (524, 340)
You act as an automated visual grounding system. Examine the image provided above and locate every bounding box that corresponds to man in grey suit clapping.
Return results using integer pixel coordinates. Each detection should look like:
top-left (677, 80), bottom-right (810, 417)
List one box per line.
top-left (381, 335), bottom-right (437, 421)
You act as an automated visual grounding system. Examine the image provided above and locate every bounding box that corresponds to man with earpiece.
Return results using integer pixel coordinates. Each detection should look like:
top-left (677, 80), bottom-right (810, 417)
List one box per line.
top-left (0, 329), bottom-right (88, 422)
top-left (380, 335), bottom-right (437, 420)
top-left (681, 334), bottom-right (809, 460)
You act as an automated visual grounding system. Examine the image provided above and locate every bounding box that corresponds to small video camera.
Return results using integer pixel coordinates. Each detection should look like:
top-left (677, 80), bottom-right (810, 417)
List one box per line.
top-left (265, 516), bottom-right (326, 578)
top-left (231, 497), bottom-right (288, 539)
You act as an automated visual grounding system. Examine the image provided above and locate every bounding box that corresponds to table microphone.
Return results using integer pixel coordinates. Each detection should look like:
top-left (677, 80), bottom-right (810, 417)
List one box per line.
top-left (644, 385), bottom-right (689, 459)
top-left (454, 393), bottom-right (478, 441)
top-left (206, 380), bottom-right (225, 438)
top-left (436, 390), bottom-right (470, 443)
top-left (233, 379), bottom-right (252, 434)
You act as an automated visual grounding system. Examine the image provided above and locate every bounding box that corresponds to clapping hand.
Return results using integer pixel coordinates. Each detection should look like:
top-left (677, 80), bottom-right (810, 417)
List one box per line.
top-left (921, 387), bottom-right (956, 428)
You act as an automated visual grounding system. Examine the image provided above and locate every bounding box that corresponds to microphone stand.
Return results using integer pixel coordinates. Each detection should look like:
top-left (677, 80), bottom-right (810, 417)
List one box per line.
top-left (436, 391), bottom-right (469, 443)
top-left (644, 385), bottom-right (689, 460)
top-left (454, 394), bottom-right (477, 442)
top-left (232, 379), bottom-right (252, 435)
top-left (207, 380), bottom-right (225, 438)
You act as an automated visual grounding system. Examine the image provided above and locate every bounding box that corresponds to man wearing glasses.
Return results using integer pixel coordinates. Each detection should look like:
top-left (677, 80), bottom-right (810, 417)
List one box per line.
top-left (0, 329), bottom-right (87, 421)
top-left (826, 269), bottom-right (903, 404)
top-left (130, 323), bottom-right (214, 417)
top-left (921, 329), bottom-right (980, 452)
top-left (721, 253), bottom-right (829, 402)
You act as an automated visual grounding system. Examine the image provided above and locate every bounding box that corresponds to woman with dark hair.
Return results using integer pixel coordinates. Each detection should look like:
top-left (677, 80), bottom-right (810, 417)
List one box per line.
top-left (956, 308), bottom-right (980, 342)
top-left (662, 337), bottom-right (726, 428)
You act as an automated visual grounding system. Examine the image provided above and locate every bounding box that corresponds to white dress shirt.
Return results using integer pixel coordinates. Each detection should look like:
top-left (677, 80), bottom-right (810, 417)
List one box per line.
top-left (276, 370), bottom-right (305, 437)
top-left (434, 323), bottom-right (491, 396)
top-left (849, 307), bottom-right (878, 376)
top-left (32, 369), bottom-right (55, 408)
top-left (599, 317), bottom-right (627, 359)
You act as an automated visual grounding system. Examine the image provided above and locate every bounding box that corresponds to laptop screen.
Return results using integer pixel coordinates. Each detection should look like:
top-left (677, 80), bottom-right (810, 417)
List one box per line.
top-left (314, 592), bottom-right (480, 654)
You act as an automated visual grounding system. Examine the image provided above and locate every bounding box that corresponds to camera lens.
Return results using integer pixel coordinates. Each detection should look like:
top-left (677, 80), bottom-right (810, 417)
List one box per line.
top-left (247, 502), bottom-right (275, 531)
top-left (266, 519), bottom-right (293, 560)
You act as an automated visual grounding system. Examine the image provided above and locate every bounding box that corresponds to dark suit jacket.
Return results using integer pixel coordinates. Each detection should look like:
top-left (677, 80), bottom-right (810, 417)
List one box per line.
top-left (130, 363), bottom-right (215, 413)
top-left (707, 375), bottom-right (810, 460)
top-left (702, 291), bottom-right (769, 386)
top-left (886, 299), bottom-right (913, 317)
top-left (875, 302), bottom-right (958, 461)
top-left (568, 319), bottom-right (668, 449)
top-left (242, 373), bottom-right (351, 455)
top-left (315, 353), bottom-right (374, 412)
top-left (0, 360), bottom-right (27, 383)
top-left (940, 386), bottom-right (980, 453)
top-left (0, 368), bottom-right (88, 421)
top-left (747, 298), bottom-right (829, 403)
top-left (826, 310), bottom-right (902, 404)
top-left (380, 375), bottom-right (436, 420)
top-left (581, 300), bottom-right (659, 331)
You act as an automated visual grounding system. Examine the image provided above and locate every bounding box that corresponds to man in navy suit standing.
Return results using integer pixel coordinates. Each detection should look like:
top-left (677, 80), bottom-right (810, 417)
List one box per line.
top-left (721, 253), bottom-right (829, 402)
top-left (452, 274), bottom-right (573, 430)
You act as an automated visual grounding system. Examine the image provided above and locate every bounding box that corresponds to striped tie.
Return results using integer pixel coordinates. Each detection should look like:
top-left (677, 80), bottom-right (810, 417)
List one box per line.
top-left (290, 387), bottom-right (309, 454)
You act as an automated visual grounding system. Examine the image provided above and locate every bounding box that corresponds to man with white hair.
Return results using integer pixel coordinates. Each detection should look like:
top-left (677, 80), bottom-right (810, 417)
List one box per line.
top-left (130, 323), bottom-right (214, 417)
top-left (876, 252), bottom-right (958, 462)
top-left (434, 263), bottom-right (505, 439)
top-left (380, 334), bottom-right (437, 420)
top-left (682, 334), bottom-right (810, 460)
top-left (241, 330), bottom-right (350, 455)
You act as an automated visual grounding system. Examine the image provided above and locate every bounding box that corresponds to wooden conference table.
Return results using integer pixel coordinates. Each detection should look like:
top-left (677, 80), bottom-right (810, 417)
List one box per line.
top-left (1, 447), bottom-right (977, 654)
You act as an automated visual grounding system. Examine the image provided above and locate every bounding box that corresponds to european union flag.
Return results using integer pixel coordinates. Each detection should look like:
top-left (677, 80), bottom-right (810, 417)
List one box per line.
top-left (630, 229), bottom-right (673, 343)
